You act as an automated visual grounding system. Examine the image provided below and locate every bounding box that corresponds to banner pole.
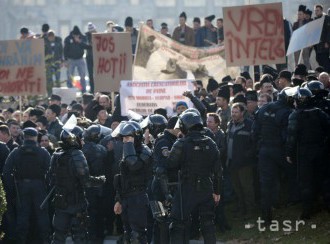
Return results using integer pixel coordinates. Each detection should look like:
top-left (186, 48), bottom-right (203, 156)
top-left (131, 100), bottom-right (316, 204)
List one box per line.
top-left (19, 96), bottom-right (22, 123)
top-left (250, 66), bottom-right (255, 89)
top-left (297, 49), bottom-right (303, 66)
top-left (111, 91), bottom-right (115, 116)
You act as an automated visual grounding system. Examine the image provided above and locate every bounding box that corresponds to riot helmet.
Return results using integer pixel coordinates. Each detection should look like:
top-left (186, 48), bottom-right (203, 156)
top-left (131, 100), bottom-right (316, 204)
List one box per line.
top-left (60, 130), bottom-right (81, 149)
top-left (71, 126), bottom-right (84, 139)
top-left (278, 86), bottom-right (299, 107)
top-left (179, 111), bottom-right (203, 135)
top-left (294, 87), bottom-right (313, 108)
top-left (119, 121), bottom-right (143, 144)
top-left (307, 80), bottom-right (328, 98)
top-left (141, 114), bottom-right (168, 138)
top-left (181, 107), bottom-right (201, 116)
top-left (83, 124), bottom-right (101, 143)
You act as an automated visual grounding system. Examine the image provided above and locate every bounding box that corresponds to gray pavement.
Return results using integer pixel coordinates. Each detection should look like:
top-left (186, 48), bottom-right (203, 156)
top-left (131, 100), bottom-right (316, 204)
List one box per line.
top-left (65, 236), bottom-right (223, 243)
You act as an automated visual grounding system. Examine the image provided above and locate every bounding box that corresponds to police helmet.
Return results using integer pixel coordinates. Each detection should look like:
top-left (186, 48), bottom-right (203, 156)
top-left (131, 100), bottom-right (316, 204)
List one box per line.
top-left (307, 80), bottom-right (324, 91)
top-left (83, 124), bottom-right (101, 142)
top-left (181, 107), bottom-right (201, 116)
top-left (119, 121), bottom-right (143, 142)
top-left (179, 111), bottom-right (203, 134)
top-left (71, 126), bottom-right (84, 139)
top-left (278, 86), bottom-right (300, 106)
top-left (147, 114), bottom-right (168, 138)
top-left (60, 130), bottom-right (81, 148)
top-left (294, 87), bottom-right (313, 107)
top-left (307, 80), bottom-right (328, 97)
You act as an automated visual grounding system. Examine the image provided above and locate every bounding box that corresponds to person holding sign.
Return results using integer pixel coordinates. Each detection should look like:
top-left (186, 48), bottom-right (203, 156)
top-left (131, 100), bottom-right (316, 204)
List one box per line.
top-left (172, 12), bottom-right (195, 47)
top-left (314, 4), bottom-right (330, 73)
top-left (195, 15), bottom-right (218, 47)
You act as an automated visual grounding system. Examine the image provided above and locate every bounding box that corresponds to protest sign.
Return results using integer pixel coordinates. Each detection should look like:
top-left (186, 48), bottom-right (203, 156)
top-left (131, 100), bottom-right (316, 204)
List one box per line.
top-left (52, 87), bottom-right (79, 105)
top-left (223, 3), bottom-right (285, 66)
top-left (134, 24), bottom-right (239, 85)
top-left (0, 39), bottom-right (46, 96)
top-left (286, 16), bottom-right (324, 55)
top-left (92, 32), bottom-right (132, 92)
top-left (120, 79), bottom-right (194, 116)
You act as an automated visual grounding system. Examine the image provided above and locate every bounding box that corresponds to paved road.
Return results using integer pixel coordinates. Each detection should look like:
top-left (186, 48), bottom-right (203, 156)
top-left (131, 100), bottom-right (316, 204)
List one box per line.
top-left (65, 236), bottom-right (223, 243)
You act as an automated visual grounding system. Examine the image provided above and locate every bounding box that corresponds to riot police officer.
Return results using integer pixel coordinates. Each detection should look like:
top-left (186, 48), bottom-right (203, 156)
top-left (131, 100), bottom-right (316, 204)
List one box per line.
top-left (3, 127), bottom-right (51, 243)
top-left (286, 88), bottom-right (330, 219)
top-left (112, 121), bottom-right (153, 244)
top-left (307, 80), bottom-right (330, 116)
top-left (167, 112), bottom-right (221, 244)
top-left (141, 114), bottom-right (168, 243)
top-left (49, 129), bottom-right (105, 243)
top-left (253, 88), bottom-right (298, 224)
top-left (151, 116), bottom-right (179, 244)
top-left (82, 124), bottom-right (108, 243)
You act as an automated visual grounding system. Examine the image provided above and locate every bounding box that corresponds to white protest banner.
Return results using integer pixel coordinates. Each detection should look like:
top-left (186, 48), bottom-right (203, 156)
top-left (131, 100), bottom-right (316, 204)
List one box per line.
top-left (52, 87), bottom-right (79, 105)
top-left (134, 24), bottom-right (239, 85)
top-left (120, 79), bottom-right (194, 116)
top-left (0, 39), bottom-right (46, 96)
top-left (92, 32), bottom-right (132, 92)
top-left (286, 16), bottom-right (324, 56)
top-left (223, 3), bottom-right (286, 66)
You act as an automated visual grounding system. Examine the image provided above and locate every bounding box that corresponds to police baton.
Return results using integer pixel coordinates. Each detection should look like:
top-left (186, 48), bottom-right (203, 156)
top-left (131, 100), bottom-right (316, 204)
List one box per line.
top-left (40, 186), bottom-right (55, 210)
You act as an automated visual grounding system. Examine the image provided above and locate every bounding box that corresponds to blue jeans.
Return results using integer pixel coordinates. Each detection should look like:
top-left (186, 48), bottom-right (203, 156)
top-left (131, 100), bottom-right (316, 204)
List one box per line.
top-left (67, 58), bottom-right (86, 93)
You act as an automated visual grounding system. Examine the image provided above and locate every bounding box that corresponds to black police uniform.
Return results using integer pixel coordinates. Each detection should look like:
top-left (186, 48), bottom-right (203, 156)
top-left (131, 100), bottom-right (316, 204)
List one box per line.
top-left (151, 129), bottom-right (178, 244)
top-left (50, 131), bottom-right (105, 243)
top-left (167, 121), bottom-right (221, 243)
top-left (100, 134), bottom-right (124, 236)
top-left (114, 121), bottom-right (153, 244)
top-left (0, 141), bottom-right (9, 174)
top-left (82, 141), bottom-right (107, 242)
top-left (253, 97), bottom-right (298, 223)
top-left (3, 128), bottom-right (51, 243)
top-left (287, 102), bottom-right (330, 218)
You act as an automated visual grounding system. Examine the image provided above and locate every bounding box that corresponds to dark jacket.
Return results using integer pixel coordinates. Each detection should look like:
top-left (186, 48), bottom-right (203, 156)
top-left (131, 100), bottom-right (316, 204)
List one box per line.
top-left (195, 25), bottom-right (218, 47)
top-left (6, 138), bottom-right (19, 152)
top-left (47, 118), bottom-right (63, 141)
top-left (314, 14), bottom-right (330, 53)
top-left (0, 142), bottom-right (10, 174)
top-left (45, 36), bottom-right (63, 62)
top-left (3, 140), bottom-right (50, 198)
top-left (292, 19), bottom-right (307, 32)
top-left (85, 31), bottom-right (94, 60)
top-left (226, 118), bottom-right (255, 169)
top-left (172, 25), bottom-right (195, 46)
top-left (64, 32), bottom-right (89, 60)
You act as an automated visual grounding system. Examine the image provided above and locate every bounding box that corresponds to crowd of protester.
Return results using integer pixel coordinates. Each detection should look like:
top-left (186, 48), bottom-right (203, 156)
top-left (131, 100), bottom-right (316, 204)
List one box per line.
top-left (0, 2), bottom-right (329, 244)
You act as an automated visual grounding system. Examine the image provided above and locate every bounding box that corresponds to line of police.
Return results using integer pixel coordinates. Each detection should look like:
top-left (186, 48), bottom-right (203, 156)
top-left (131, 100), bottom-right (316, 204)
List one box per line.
top-left (1, 81), bottom-right (330, 244)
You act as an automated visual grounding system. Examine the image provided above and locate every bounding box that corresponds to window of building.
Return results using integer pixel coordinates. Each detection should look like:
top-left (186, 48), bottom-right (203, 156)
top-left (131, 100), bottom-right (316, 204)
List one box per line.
top-left (183, 0), bottom-right (205, 6)
top-left (13, 0), bottom-right (45, 5)
top-left (214, 0), bottom-right (233, 6)
top-left (83, 0), bottom-right (116, 4)
top-left (155, 0), bottom-right (175, 7)
top-left (130, 0), bottom-right (139, 5)
top-left (59, 0), bottom-right (69, 4)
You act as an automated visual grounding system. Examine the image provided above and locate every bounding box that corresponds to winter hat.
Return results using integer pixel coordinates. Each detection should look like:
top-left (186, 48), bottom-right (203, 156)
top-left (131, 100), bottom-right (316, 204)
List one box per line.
top-left (87, 22), bottom-right (96, 32)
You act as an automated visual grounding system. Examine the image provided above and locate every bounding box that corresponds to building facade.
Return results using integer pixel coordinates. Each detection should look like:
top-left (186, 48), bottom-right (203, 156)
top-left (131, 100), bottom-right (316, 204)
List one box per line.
top-left (0, 0), bottom-right (323, 41)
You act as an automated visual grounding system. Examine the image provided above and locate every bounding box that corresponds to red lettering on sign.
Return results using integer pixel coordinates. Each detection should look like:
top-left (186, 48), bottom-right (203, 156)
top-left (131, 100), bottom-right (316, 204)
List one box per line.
top-left (0, 69), bottom-right (10, 80)
top-left (16, 66), bottom-right (34, 80)
top-left (96, 53), bottom-right (127, 78)
top-left (225, 5), bottom-right (285, 65)
top-left (95, 35), bottom-right (115, 53)
top-left (0, 78), bottom-right (41, 93)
